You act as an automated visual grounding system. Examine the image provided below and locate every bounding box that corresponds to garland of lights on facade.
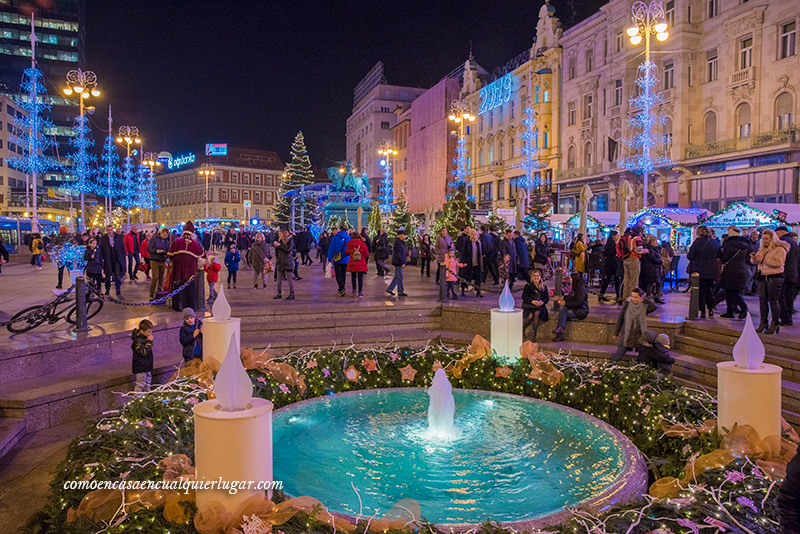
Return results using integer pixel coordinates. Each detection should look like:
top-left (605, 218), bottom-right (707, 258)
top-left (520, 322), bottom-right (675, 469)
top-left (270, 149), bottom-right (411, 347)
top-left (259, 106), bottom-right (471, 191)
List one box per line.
top-left (513, 106), bottom-right (548, 195)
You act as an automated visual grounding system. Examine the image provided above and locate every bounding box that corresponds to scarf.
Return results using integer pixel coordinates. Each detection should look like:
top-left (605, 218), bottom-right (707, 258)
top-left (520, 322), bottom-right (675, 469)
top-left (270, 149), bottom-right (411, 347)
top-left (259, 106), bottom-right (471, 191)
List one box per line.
top-left (620, 298), bottom-right (647, 346)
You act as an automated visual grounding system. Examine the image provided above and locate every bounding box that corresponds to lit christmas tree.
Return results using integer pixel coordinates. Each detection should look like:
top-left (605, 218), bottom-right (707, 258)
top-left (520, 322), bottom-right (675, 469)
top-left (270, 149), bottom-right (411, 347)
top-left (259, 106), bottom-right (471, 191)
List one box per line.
top-left (274, 131), bottom-right (315, 228)
top-left (116, 154), bottom-right (137, 225)
top-left (620, 60), bottom-right (673, 205)
top-left (367, 201), bottom-right (382, 238)
top-left (378, 160), bottom-right (395, 213)
top-left (64, 112), bottom-right (97, 229)
top-left (449, 134), bottom-right (473, 199)
top-left (387, 194), bottom-right (419, 247)
top-left (512, 107), bottom-right (548, 209)
top-left (135, 163), bottom-right (160, 222)
top-left (7, 67), bottom-right (62, 232)
top-left (435, 184), bottom-right (474, 238)
top-left (523, 195), bottom-right (553, 235)
top-left (97, 134), bottom-right (120, 224)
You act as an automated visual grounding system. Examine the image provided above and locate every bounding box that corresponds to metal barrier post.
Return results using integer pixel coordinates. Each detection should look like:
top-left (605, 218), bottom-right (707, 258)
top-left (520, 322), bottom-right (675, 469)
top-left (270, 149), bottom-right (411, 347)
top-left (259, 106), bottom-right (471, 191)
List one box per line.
top-left (438, 262), bottom-right (447, 303)
top-left (554, 268), bottom-right (563, 297)
top-left (196, 268), bottom-right (206, 311)
top-left (75, 276), bottom-right (90, 332)
top-left (687, 272), bottom-right (700, 320)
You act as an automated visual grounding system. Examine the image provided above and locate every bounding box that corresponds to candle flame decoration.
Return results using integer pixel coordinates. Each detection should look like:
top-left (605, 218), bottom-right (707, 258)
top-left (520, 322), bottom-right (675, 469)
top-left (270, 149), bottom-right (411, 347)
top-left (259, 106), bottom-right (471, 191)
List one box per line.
top-left (498, 281), bottom-right (515, 312)
top-left (732, 313), bottom-right (765, 370)
top-left (212, 283), bottom-right (231, 321)
top-left (214, 331), bottom-right (252, 411)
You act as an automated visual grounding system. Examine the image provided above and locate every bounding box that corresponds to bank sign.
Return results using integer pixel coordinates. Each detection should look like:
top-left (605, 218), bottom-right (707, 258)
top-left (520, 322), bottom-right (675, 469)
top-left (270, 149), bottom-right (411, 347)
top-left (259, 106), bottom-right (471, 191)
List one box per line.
top-left (166, 153), bottom-right (196, 170)
top-left (478, 73), bottom-right (515, 114)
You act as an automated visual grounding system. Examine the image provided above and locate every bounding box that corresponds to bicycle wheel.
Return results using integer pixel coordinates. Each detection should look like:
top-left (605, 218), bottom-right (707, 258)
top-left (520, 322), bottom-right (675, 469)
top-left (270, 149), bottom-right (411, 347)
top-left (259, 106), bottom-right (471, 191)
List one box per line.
top-left (66, 299), bottom-right (104, 325)
top-left (7, 306), bottom-right (48, 334)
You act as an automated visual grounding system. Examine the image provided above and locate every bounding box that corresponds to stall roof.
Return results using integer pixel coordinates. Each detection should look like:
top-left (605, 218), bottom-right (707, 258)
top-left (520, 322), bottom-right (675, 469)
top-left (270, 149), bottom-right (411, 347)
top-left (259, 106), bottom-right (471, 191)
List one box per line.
top-left (746, 203), bottom-right (800, 225)
top-left (628, 207), bottom-right (708, 227)
top-left (700, 201), bottom-right (787, 228)
top-left (549, 214), bottom-right (572, 225)
top-left (565, 211), bottom-right (621, 228)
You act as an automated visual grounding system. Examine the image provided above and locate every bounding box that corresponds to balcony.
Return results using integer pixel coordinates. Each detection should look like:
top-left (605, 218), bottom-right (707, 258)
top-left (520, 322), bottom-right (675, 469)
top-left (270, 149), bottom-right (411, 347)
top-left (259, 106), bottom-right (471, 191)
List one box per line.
top-left (491, 161), bottom-right (505, 178)
top-left (730, 66), bottom-right (755, 86)
top-left (556, 163), bottom-right (603, 181)
top-left (581, 118), bottom-right (593, 129)
top-left (684, 127), bottom-right (799, 159)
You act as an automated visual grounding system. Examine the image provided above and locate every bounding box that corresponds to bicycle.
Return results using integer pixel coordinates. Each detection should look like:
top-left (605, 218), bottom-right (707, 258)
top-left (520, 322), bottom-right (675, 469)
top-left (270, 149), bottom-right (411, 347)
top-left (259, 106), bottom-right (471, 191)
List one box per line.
top-left (6, 283), bottom-right (104, 334)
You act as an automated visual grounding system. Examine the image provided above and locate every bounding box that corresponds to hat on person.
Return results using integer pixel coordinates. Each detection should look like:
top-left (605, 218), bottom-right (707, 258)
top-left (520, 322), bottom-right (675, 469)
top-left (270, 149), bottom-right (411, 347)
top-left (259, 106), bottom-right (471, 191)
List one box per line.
top-left (59, 226), bottom-right (68, 233)
top-left (183, 220), bottom-right (196, 234)
top-left (656, 333), bottom-right (670, 348)
top-left (727, 226), bottom-right (741, 236)
top-left (183, 307), bottom-right (195, 319)
top-left (776, 226), bottom-right (789, 233)
top-left (397, 227), bottom-right (406, 235)
top-left (641, 330), bottom-right (656, 345)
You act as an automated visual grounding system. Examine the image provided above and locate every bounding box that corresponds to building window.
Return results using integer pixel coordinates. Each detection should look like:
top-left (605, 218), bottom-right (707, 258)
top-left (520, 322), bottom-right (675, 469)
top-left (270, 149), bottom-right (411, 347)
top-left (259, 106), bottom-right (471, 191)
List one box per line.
top-left (381, 106), bottom-right (390, 112)
top-left (706, 49), bottom-right (718, 82)
top-left (256, 209), bottom-right (260, 218)
top-left (233, 208), bottom-right (237, 217)
top-left (704, 111), bottom-right (717, 144)
top-left (479, 183), bottom-right (493, 201)
top-left (404, 157), bottom-right (407, 170)
top-left (479, 148), bottom-right (484, 166)
top-left (585, 48), bottom-right (593, 72)
top-left (533, 129), bottom-right (539, 150)
top-left (497, 179), bottom-right (505, 200)
top-left (665, 0), bottom-right (675, 28)
top-left (740, 37), bottom-right (753, 69)
top-left (498, 141), bottom-right (503, 160)
top-left (221, 190), bottom-right (228, 201)
top-left (614, 79), bottom-right (623, 106)
top-left (780, 22), bottom-right (796, 59)
top-left (544, 131), bottom-right (549, 148)
top-left (255, 191), bottom-right (261, 202)
top-left (489, 144), bottom-right (494, 162)
top-left (381, 121), bottom-right (390, 129)
top-left (584, 142), bottom-right (593, 166)
top-left (688, 65), bottom-right (693, 86)
top-left (567, 145), bottom-right (576, 169)
top-left (509, 137), bottom-right (515, 159)
top-left (535, 85), bottom-right (540, 104)
top-left (243, 190), bottom-right (249, 200)
top-left (479, 116), bottom-right (484, 131)
top-left (707, 0), bottom-right (717, 19)
top-left (544, 85), bottom-right (550, 102)
top-left (568, 57), bottom-right (575, 80)
top-left (583, 94), bottom-right (593, 120)
top-left (499, 104), bottom-right (504, 124)
top-left (568, 102), bottom-right (576, 125)
top-left (616, 32), bottom-right (623, 52)
top-left (663, 118), bottom-right (673, 157)
top-left (509, 99), bottom-right (515, 119)
top-left (222, 208), bottom-right (227, 217)
top-left (489, 110), bottom-right (493, 128)
top-left (663, 61), bottom-right (674, 89)
top-left (776, 92), bottom-right (793, 129)
top-left (736, 102), bottom-right (752, 137)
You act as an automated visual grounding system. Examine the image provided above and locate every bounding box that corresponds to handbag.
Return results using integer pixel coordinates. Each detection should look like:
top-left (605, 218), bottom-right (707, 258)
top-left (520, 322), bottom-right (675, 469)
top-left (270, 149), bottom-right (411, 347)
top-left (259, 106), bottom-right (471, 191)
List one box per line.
top-left (324, 263), bottom-right (334, 278)
top-left (263, 259), bottom-right (274, 274)
top-left (137, 262), bottom-right (148, 273)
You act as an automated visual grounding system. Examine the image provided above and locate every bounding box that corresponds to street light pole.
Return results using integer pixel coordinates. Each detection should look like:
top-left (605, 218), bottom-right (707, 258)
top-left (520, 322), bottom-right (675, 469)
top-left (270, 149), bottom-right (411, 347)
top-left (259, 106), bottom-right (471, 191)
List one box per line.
top-left (627, 0), bottom-right (669, 209)
top-left (448, 98), bottom-right (476, 193)
top-left (199, 163), bottom-right (215, 222)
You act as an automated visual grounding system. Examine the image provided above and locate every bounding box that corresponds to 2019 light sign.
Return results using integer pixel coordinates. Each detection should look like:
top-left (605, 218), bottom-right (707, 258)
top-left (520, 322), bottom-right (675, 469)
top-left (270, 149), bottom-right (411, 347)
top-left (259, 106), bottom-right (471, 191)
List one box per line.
top-left (478, 73), bottom-right (515, 115)
top-left (166, 153), bottom-right (196, 170)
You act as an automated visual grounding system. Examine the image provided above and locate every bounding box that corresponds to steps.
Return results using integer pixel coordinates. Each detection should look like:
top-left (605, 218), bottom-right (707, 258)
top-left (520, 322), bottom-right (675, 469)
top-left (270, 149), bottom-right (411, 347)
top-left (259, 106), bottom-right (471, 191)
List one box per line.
top-left (0, 418), bottom-right (26, 460)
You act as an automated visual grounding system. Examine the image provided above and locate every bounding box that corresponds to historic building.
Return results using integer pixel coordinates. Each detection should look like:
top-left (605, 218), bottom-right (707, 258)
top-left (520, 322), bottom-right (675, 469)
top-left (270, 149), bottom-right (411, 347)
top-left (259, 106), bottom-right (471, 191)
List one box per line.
top-left (557, 0), bottom-right (800, 214)
top-left (155, 148), bottom-right (283, 226)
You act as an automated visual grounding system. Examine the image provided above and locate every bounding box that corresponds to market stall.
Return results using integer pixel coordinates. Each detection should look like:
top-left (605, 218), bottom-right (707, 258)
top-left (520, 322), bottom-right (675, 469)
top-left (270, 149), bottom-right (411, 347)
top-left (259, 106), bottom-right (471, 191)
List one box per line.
top-left (700, 201), bottom-right (800, 234)
top-left (565, 211), bottom-right (621, 240)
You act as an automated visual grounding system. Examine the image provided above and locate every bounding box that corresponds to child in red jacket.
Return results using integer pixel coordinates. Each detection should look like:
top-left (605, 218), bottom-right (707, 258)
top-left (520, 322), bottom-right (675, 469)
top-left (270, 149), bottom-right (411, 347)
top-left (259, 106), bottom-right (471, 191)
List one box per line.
top-left (205, 256), bottom-right (221, 302)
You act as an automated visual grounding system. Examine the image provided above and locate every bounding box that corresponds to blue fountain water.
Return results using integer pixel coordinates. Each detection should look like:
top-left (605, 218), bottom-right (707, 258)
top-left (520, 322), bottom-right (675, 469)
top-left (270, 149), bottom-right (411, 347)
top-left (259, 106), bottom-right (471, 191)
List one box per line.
top-left (273, 388), bottom-right (627, 524)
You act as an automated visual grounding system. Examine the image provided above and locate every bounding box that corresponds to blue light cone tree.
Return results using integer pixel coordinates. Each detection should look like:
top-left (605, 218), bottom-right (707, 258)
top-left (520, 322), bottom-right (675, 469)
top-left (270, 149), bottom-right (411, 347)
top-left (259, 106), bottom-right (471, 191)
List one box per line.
top-left (378, 162), bottom-right (394, 214)
top-left (116, 154), bottom-right (137, 225)
top-left (135, 164), bottom-right (160, 222)
top-left (65, 113), bottom-right (97, 230)
top-left (514, 107), bottom-right (549, 231)
top-left (8, 67), bottom-right (62, 232)
top-left (620, 60), bottom-right (673, 205)
top-left (98, 135), bottom-right (120, 224)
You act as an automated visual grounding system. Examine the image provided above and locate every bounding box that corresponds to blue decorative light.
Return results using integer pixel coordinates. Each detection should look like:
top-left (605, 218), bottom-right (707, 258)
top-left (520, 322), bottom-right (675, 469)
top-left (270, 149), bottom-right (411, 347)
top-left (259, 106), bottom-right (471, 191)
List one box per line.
top-left (448, 135), bottom-right (475, 201)
top-left (51, 242), bottom-right (87, 271)
top-left (378, 163), bottom-right (394, 213)
top-left (98, 135), bottom-right (120, 200)
top-left (116, 155), bottom-right (137, 210)
top-left (166, 153), bottom-right (196, 170)
top-left (135, 163), bottom-right (160, 213)
top-left (65, 113), bottom-right (96, 197)
top-left (478, 73), bottom-right (515, 115)
top-left (512, 107), bottom-right (548, 194)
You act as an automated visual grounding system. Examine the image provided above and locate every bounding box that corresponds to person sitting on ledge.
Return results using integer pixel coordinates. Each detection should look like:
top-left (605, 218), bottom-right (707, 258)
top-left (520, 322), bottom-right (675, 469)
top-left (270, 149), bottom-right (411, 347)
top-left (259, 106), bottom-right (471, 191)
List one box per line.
top-left (552, 272), bottom-right (589, 342)
top-left (611, 286), bottom-right (657, 362)
top-left (636, 330), bottom-right (675, 374)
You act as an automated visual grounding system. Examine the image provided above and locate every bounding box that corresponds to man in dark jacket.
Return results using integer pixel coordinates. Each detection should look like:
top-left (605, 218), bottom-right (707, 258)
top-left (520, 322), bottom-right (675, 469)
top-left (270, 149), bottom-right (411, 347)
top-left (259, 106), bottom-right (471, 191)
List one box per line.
top-left (201, 232), bottom-right (211, 252)
top-left (147, 228), bottom-right (171, 300)
top-left (480, 226), bottom-right (498, 284)
top-left (719, 226), bottom-right (751, 319)
top-left (500, 228), bottom-right (518, 288)
top-left (776, 226), bottom-right (799, 325)
top-left (386, 227), bottom-right (407, 297)
top-left (552, 272), bottom-right (589, 341)
top-left (327, 225), bottom-right (350, 296)
top-left (100, 225), bottom-right (126, 296)
top-left (373, 229), bottom-right (389, 276)
top-left (455, 226), bottom-right (471, 260)
top-left (237, 231), bottom-right (252, 269)
top-left (687, 226), bottom-right (722, 318)
top-left (599, 231), bottom-right (621, 302)
top-left (514, 231), bottom-right (531, 284)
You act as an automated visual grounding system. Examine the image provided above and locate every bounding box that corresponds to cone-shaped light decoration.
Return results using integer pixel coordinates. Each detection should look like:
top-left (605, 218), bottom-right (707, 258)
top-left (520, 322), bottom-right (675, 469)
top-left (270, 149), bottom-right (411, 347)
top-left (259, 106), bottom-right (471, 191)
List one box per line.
top-left (212, 283), bottom-right (231, 321)
top-left (732, 313), bottom-right (765, 369)
top-left (213, 331), bottom-right (252, 411)
top-left (499, 280), bottom-right (515, 312)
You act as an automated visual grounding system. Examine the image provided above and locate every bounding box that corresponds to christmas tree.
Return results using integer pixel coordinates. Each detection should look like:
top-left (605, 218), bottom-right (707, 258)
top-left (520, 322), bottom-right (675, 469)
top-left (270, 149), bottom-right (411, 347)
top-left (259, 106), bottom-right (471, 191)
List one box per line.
top-left (367, 201), bottom-right (382, 238)
top-left (387, 194), bottom-right (419, 247)
top-left (64, 112), bottom-right (97, 229)
top-left (435, 184), bottom-right (474, 238)
top-left (98, 135), bottom-right (120, 202)
top-left (135, 164), bottom-right (160, 222)
top-left (116, 154), bottom-right (137, 225)
top-left (523, 195), bottom-right (553, 235)
top-left (486, 214), bottom-right (509, 233)
top-left (274, 131), bottom-right (315, 228)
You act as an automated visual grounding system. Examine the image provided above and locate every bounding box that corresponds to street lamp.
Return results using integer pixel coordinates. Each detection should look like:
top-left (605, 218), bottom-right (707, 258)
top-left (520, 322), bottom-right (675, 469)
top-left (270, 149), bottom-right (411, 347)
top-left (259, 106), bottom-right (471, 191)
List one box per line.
top-left (448, 98), bottom-right (476, 191)
top-left (116, 125), bottom-right (141, 226)
top-left (626, 0), bottom-right (668, 208)
top-left (199, 163), bottom-right (216, 222)
top-left (63, 69), bottom-right (100, 232)
top-left (142, 152), bottom-right (161, 223)
top-left (377, 139), bottom-right (398, 213)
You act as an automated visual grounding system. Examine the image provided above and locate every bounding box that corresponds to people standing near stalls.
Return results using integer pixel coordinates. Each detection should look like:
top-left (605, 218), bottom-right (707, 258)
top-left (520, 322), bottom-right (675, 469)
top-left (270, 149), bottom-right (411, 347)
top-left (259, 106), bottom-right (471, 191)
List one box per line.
top-left (247, 232), bottom-right (272, 289)
top-left (167, 221), bottom-right (205, 311)
top-left (751, 229), bottom-right (789, 334)
top-left (775, 226), bottom-right (799, 326)
top-left (296, 227), bottom-right (312, 266)
top-left (718, 226), bottom-right (751, 319)
top-left (386, 227), bottom-right (408, 297)
top-left (100, 225), bottom-right (126, 296)
top-left (687, 225), bottom-right (722, 318)
top-left (522, 269), bottom-right (549, 341)
top-left (619, 227), bottom-right (644, 300)
top-left (274, 228), bottom-right (296, 300)
top-left (237, 230), bottom-right (252, 270)
top-left (599, 231), bottom-right (622, 303)
top-left (570, 233), bottom-right (588, 276)
top-left (419, 234), bottom-right (432, 277)
top-left (640, 234), bottom-right (664, 304)
top-left (318, 230), bottom-right (331, 273)
top-left (147, 228), bottom-right (171, 301)
top-left (514, 231), bottom-right (532, 285)
top-left (480, 226), bottom-right (499, 285)
top-left (745, 230), bottom-right (761, 295)
top-left (124, 226), bottom-right (142, 280)
top-left (533, 233), bottom-right (550, 272)
top-left (458, 229), bottom-right (484, 298)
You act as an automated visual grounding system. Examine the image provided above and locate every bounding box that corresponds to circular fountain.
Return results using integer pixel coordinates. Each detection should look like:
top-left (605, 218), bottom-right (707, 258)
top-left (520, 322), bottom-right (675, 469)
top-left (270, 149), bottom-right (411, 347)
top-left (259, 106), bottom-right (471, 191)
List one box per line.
top-left (273, 371), bottom-right (646, 528)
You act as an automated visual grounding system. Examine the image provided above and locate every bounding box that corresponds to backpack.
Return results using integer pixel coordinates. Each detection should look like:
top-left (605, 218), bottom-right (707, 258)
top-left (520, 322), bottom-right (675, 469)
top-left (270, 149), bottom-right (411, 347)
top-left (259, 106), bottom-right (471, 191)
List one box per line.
top-left (616, 236), bottom-right (631, 260)
top-left (351, 246), bottom-right (362, 262)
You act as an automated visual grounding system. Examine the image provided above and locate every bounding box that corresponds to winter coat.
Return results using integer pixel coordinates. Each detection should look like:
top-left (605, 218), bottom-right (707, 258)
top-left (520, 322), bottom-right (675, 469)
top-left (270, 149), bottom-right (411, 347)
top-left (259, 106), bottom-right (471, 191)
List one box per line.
top-left (563, 282), bottom-right (589, 319)
top-left (168, 237), bottom-right (204, 281)
top-left (224, 251), bottom-right (241, 272)
top-left (522, 282), bottom-right (549, 322)
top-left (603, 238), bottom-right (619, 275)
top-left (434, 234), bottom-right (453, 264)
top-left (318, 235), bottom-right (331, 257)
top-left (571, 239), bottom-right (588, 273)
top-left (780, 234), bottom-right (800, 284)
top-left (636, 341), bottom-right (675, 369)
top-left (480, 232), bottom-right (496, 259)
top-left (296, 231), bottom-right (312, 253)
top-left (373, 233), bottom-right (389, 260)
top-left (141, 239), bottom-right (151, 260)
top-left (753, 240), bottom-right (789, 276)
top-left (419, 240), bottom-right (431, 259)
top-left (445, 256), bottom-right (461, 282)
top-left (247, 241), bottom-right (272, 272)
top-left (391, 237), bottom-right (407, 267)
top-left (274, 237), bottom-right (295, 272)
top-left (237, 233), bottom-right (251, 251)
top-left (640, 243), bottom-right (663, 289)
top-left (533, 239), bottom-right (550, 265)
top-left (687, 236), bottom-right (722, 280)
top-left (614, 299), bottom-right (648, 348)
top-left (514, 235), bottom-right (530, 269)
top-left (458, 240), bottom-right (483, 280)
top-left (147, 235), bottom-right (170, 262)
top-left (202, 233), bottom-right (211, 251)
top-left (179, 319), bottom-right (203, 362)
top-left (83, 247), bottom-right (104, 275)
top-left (499, 237), bottom-right (517, 274)
top-left (719, 235), bottom-right (752, 291)
top-left (345, 237), bottom-right (369, 272)
top-left (455, 232), bottom-right (471, 260)
top-left (123, 232), bottom-right (141, 254)
top-left (327, 230), bottom-right (350, 264)
top-left (131, 328), bottom-right (153, 374)
top-left (31, 238), bottom-right (43, 255)
top-left (205, 261), bottom-right (221, 282)
top-left (100, 233), bottom-right (126, 270)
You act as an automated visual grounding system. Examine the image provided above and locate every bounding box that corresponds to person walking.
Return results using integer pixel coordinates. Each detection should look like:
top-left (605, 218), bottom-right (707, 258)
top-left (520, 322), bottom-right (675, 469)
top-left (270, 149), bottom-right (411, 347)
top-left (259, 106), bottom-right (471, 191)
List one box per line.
top-left (31, 233), bottom-right (44, 270)
top-left (718, 226), bottom-right (751, 319)
top-left (775, 226), bottom-right (799, 326)
top-left (640, 234), bottom-right (664, 303)
top-left (237, 231), bottom-right (252, 269)
top-left (274, 228), bottom-right (296, 300)
top-left (83, 237), bottom-right (104, 292)
top-left (522, 269), bottom-right (549, 341)
top-left (386, 227), bottom-right (408, 297)
top-left (345, 231), bottom-right (369, 298)
top-left (480, 226), bottom-right (499, 284)
top-left (318, 230), bottom-right (331, 273)
top-left (123, 226), bottom-right (142, 280)
top-left (100, 225), bottom-right (125, 296)
top-left (224, 245), bottom-right (241, 288)
top-left (514, 231), bottom-right (532, 285)
top-left (373, 229), bottom-right (389, 277)
top-left (205, 256), bottom-right (221, 302)
top-left (552, 272), bottom-right (590, 342)
top-left (611, 287), bottom-right (651, 362)
top-left (599, 231), bottom-right (621, 302)
top-left (687, 225), bottom-right (722, 318)
top-left (499, 228), bottom-right (518, 289)
top-left (327, 224), bottom-right (351, 297)
top-left (296, 227), bottom-right (313, 266)
top-left (247, 232), bottom-right (272, 289)
top-left (435, 227), bottom-right (453, 301)
top-left (751, 229), bottom-right (789, 334)
top-left (619, 227), bottom-right (644, 300)
top-left (147, 228), bottom-right (171, 301)
top-left (419, 234), bottom-right (432, 277)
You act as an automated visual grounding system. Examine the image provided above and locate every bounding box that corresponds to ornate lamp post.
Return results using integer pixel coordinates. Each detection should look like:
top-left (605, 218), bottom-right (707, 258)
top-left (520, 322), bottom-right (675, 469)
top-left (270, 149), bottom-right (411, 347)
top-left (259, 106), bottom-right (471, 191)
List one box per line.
top-left (199, 163), bottom-right (216, 222)
top-left (626, 0), bottom-right (669, 209)
top-left (448, 99), bottom-right (476, 192)
top-left (63, 69), bottom-right (100, 232)
top-left (142, 152), bottom-right (162, 223)
top-left (377, 139), bottom-right (398, 214)
top-left (115, 125), bottom-right (141, 226)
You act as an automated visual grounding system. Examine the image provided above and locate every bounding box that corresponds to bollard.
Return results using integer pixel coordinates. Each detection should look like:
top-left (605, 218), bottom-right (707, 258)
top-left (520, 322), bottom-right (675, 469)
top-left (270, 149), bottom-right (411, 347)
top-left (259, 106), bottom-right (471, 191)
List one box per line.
top-left (196, 268), bottom-right (207, 311)
top-left (74, 276), bottom-right (90, 332)
top-left (687, 272), bottom-right (700, 320)
top-left (554, 268), bottom-right (563, 297)
top-left (438, 262), bottom-right (447, 303)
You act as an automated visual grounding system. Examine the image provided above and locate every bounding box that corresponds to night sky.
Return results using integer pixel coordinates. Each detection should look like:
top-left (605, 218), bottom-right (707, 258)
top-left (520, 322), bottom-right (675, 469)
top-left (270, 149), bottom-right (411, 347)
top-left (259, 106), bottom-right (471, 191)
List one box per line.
top-left (85, 0), bottom-right (604, 166)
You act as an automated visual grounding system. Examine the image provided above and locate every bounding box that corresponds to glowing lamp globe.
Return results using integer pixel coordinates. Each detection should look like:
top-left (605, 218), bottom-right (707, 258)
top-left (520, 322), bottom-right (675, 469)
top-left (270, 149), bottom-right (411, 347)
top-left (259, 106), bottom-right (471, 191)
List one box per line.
top-left (630, 35), bottom-right (642, 45)
top-left (250, 218), bottom-right (259, 226)
top-left (654, 22), bottom-right (668, 33)
top-left (380, 159), bottom-right (387, 167)
top-left (656, 32), bottom-right (669, 41)
top-left (626, 27), bottom-right (639, 37)
top-left (498, 281), bottom-right (515, 312)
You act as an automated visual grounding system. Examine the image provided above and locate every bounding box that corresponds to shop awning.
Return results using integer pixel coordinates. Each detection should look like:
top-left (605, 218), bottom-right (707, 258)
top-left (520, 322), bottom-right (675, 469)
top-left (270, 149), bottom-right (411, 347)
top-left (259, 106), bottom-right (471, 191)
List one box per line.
top-left (628, 207), bottom-right (708, 229)
top-left (565, 211), bottom-right (621, 229)
top-left (699, 202), bottom-right (789, 228)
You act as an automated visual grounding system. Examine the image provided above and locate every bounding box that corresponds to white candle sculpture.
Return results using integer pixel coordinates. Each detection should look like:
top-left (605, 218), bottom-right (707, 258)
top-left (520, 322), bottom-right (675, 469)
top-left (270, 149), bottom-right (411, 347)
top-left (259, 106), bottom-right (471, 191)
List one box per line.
top-left (203, 284), bottom-right (241, 364)
top-left (490, 281), bottom-right (523, 363)
top-left (193, 331), bottom-right (274, 511)
top-left (717, 313), bottom-right (782, 440)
